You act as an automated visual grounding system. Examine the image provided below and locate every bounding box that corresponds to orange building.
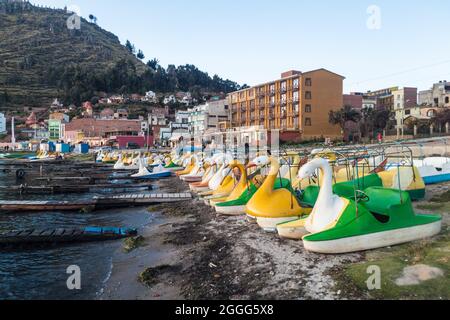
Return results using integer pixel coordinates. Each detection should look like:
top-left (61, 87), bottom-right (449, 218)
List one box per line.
top-left (228, 69), bottom-right (345, 142)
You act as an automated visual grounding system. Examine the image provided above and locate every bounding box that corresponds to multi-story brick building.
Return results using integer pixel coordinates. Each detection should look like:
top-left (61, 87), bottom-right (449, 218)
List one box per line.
top-left (228, 69), bottom-right (345, 142)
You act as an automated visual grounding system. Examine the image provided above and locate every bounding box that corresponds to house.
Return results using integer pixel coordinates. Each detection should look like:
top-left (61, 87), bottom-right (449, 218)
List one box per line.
top-left (142, 91), bottom-right (157, 103)
top-left (25, 112), bottom-right (38, 128)
top-left (188, 99), bottom-right (229, 136)
top-left (82, 101), bottom-right (94, 118)
top-left (419, 81), bottom-right (450, 108)
top-left (99, 108), bottom-right (115, 120)
top-left (50, 98), bottom-right (63, 109)
top-left (64, 118), bottom-right (144, 145)
top-left (114, 109), bottom-right (129, 120)
top-left (50, 112), bottom-right (70, 123)
top-left (163, 95), bottom-right (177, 105)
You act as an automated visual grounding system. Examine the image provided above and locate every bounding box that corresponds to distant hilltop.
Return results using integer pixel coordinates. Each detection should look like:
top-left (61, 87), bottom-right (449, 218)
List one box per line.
top-left (0, 0), bottom-right (243, 111)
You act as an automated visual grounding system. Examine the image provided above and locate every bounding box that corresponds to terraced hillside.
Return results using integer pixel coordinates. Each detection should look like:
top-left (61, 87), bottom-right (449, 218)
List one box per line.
top-left (0, 0), bottom-right (147, 110)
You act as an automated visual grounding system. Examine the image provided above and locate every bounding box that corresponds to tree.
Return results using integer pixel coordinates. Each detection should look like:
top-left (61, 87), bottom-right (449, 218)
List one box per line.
top-left (329, 105), bottom-right (362, 136)
top-left (125, 40), bottom-right (135, 54)
top-left (146, 58), bottom-right (159, 70)
top-left (136, 49), bottom-right (145, 60)
top-left (433, 109), bottom-right (450, 130)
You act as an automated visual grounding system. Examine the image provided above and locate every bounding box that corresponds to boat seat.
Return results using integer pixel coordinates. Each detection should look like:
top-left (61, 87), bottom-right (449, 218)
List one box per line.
top-left (300, 174), bottom-right (383, 206)
top-left (362, 187), bottom-right (411, 216)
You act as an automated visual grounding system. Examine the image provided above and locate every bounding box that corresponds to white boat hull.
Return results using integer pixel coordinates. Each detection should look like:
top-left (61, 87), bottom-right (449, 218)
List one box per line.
top-left (257, 216), bottom-right (302, 233)
top-left (277, 222), bottom-right (308, 240)
top-left (215, 205), bottom-right (246, 216)
top-left (303, 220), bottom-right (442, 254)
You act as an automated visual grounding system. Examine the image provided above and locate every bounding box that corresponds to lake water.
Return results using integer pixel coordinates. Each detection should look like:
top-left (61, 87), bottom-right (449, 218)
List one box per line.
top-left (0, 162), bottom-right (154, 300)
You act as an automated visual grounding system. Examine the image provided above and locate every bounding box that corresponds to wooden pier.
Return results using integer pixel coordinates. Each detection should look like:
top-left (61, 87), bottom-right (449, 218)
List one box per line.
top-left (0, 227), bottom-right (137, 246)
top-left (0, 182), bottom-right (154, 194)
top-left (0, 192), bottom-right (192, 212)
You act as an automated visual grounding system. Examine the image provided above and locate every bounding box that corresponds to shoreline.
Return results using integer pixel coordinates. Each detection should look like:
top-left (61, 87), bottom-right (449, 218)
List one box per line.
top-left (100, 177), bottom-right (364, 300)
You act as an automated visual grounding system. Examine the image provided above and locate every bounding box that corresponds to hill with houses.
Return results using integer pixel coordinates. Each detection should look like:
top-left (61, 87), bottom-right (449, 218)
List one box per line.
top-left (0, 0), bottom-right (243, 114)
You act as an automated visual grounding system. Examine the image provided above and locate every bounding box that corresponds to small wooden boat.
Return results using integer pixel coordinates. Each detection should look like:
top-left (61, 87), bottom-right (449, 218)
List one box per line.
top-left (0, 227), bottom-right (137, 246)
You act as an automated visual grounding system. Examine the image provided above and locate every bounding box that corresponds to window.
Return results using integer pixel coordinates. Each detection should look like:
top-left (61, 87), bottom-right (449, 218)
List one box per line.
top-left (305, 91), bottom-right (312, 100)
top-left (305, 78), bottom-right (312, 86)
top-left (270, 84), bottom-right (276, 94)
top-left (405, 110), bottom-right (411, 115)
top-left (293, 78), bottom-right (299, 88)
top-left (305, 118), bottom-right (312, 126)
top-left (293, 91), bottom-right (299, 102)
top-left (305, 105), bottom-right (312, 113)
top-left (446, 97), bottom-right (450, 104)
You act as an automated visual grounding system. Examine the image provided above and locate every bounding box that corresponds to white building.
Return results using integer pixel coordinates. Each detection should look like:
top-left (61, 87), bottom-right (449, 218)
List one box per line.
top-left (142, 91), bottom-right (157, 103)
top-left (419, 81), bottom-right (450, 108)
top-left (163, 95), bottom-right (177, 105)
top-left (362, 97), bottom-right (377, 109)
top-left (188, 99), bottom-right (229, 136)
top-left (0, 113), bottom-right (6, 134)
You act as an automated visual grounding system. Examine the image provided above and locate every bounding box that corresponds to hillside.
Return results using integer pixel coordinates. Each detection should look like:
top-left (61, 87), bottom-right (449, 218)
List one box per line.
top-left (0, 0), bottom-right (243, 112)
top-left (0, 0), bottom-right (148, 110)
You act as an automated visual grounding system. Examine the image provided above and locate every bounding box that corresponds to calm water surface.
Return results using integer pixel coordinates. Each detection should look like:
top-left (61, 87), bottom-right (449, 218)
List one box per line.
top-left (0, 163), bottom-right (155, 300)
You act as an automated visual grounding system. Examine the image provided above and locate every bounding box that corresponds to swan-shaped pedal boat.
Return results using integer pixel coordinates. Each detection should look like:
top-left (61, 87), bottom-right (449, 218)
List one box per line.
top-left (244, 156), bottom-right (312, 232)
top-left (132, 159), bottom-right (172, 179)
top-left (279, 158), bottom-right (441, 253)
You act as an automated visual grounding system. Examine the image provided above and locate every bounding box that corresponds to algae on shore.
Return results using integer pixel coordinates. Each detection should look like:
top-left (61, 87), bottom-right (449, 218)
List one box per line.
top-left (123, 236), bottom-right (146, 253)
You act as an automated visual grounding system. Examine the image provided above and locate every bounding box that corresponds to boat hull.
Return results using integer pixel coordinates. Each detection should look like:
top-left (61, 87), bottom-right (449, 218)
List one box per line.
top-left (303, 220), bottom-right (442, 254)
top-left (257, 216), bottom-right (302, 233)
top-left (215, 205), bottom-right (246, 216)
top-left (136, 172), bottom-right (172, 179)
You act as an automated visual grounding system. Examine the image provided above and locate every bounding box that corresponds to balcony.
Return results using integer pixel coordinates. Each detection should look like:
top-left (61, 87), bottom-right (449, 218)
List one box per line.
top-left (281, 87), bottom-right (287, 94)
top-left (258, 91), bottom-right (266, 98)
top-left (269, 102), bottom-right (276, 107)
top-left (281, 100), bottom-right (287, 106)
top-left (269, 90), bottom-right (276, 96)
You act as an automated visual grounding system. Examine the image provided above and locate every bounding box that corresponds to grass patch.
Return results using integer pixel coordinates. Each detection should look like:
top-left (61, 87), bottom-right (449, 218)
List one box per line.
top-left (335, 229), bottom-right (449, 300)
top-left (123, 236), bottom-right (146, 253)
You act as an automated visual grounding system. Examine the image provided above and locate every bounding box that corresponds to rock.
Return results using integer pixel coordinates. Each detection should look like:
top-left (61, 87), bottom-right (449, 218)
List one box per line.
top-left (395, 264), bottom-right (444, 286)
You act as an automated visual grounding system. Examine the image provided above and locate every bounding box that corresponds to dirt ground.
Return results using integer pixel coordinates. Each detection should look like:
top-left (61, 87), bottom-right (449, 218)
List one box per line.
top-left (101, 177), bottom-right (364, 300)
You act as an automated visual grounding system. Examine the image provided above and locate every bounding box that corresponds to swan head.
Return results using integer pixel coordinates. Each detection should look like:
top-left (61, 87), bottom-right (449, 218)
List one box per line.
top-left (250, 156), bottom-right (270, 167)
top-left (298, 158), bottom-right (330, 179)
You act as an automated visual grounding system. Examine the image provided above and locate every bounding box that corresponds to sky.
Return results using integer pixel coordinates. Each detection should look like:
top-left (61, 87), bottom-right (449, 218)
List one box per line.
top-left (31, 0), bottom-right (450, 93)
